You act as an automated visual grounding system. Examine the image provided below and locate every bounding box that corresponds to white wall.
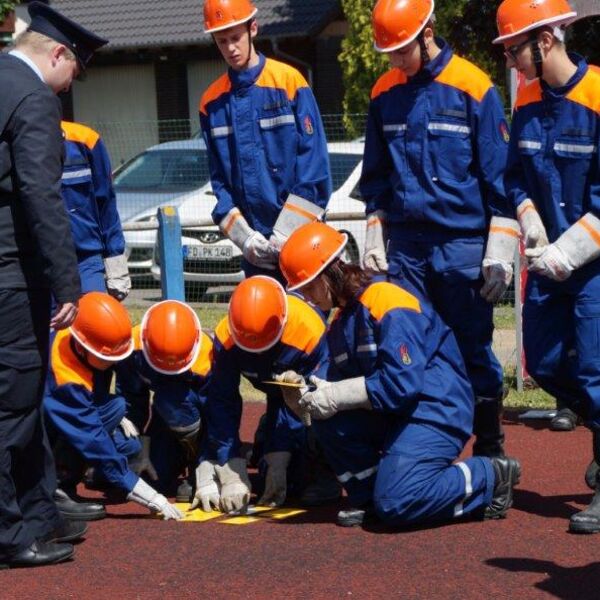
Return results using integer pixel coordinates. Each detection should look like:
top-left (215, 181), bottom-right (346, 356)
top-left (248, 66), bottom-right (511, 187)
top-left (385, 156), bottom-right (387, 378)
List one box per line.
top-left (186, 59), bottom-right (224, 132)
top-left (72, 64), bottom-right (159, 167)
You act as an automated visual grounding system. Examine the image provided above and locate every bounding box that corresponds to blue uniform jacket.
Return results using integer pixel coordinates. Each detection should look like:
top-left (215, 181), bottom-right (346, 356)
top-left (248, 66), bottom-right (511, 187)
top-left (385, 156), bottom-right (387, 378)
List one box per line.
top-left (61, 121), bottom-right (125, 258)
top-left (505, 57), bottom-right (600, 242)
top-left (115, 325), bottom-right (213, 435)
top-left (204, 295), bottom-right (329, 464)
top-left (44, 329), bottom-right (138, 492)
top-left (327, 279), bottom-right (474, 439)
top-left (360, 39), bottom-right (511, 237)
top-left (199, 53), bottom-right (332, 235)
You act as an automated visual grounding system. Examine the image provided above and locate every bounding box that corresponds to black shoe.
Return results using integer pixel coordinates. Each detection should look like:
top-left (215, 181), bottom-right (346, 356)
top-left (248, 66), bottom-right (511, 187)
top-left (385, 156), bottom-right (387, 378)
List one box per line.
top-left (550, 408), bottom-right (578, 431)
top-left (336, 503), bottom-right (377, 527)
top-left (300, 476), bottom-right (343, 507)
top-left (0, 541), bottom-right (74, 569)
top-left (54, 488), bottom-right (106, 521)
top-left (175, 479), bottom-right (193, 503)
top-left (41, 520), bottom-right (87, 544)
top-left (569, 487), bottom-right (600, 534)
top-left (484, 456), bottom-right (521, 520)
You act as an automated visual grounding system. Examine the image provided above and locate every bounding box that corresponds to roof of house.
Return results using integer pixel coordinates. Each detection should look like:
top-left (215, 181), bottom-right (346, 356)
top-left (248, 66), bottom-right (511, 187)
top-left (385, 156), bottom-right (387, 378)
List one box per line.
top-left (48, 0), bottom-right (341, 50)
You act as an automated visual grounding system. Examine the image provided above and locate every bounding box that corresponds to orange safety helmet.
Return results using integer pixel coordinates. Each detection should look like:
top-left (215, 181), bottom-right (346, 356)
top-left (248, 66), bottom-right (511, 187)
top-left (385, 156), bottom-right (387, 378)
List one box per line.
top-left (141, 300), bottom-right (202, 375)
top-left (279, 221), bottom-right (348, 291)
top-left (203, 0), bottom-right (258, 34)
top-left (372, 0), bottom-right (435, 53)
top-left (493, 0), bottom-right (577, 44)
top-left (70, 292), bottom-right (133, 361)
top-left (228, 276), bottom-right (288, 353)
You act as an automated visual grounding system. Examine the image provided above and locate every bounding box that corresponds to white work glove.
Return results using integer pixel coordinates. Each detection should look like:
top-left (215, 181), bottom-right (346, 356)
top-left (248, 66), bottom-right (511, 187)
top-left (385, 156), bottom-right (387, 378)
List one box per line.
top-left (526, 213), bottom-right (600, 282)
top-left (219, 208), bottom-right (278, 269)
top-left (119, 416), bottom-right (139, 438)
top-left (480, 217), bottom-right (519, 303)
top-left (190, 460), bottom-right (221, 512)
top-left (242, 231), bottom-right (279, 269)
top-left (269, 194), bottom-right (325, 253)
top-left (104, 254), bottom-right (132, 301)
top-left (214, 457), bottom-right (252, 514)
top-left (129, 435), bottom-right (158, 482)
top-left (517, 199), bottom-right (549, 253)
top-left (258, 451), bottom-right (292, 507)
top-left (299, 376), bottom-right (372, 421)
top-left (274, 370), bottom-right (312, 426)
top-left (127, 477), bottom-right (183, 520)
top-left (363, 210), bottom-right (388, 272)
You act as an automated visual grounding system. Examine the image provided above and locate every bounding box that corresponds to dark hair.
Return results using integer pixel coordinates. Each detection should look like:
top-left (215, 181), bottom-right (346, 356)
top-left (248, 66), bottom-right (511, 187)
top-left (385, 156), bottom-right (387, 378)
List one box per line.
top-left (322, 260), bottom-right (374, 307)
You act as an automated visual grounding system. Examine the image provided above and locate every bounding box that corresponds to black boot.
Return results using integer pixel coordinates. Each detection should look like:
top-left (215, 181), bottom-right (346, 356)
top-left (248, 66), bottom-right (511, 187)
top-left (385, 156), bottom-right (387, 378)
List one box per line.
top-left (0, 541), bottom-right (74, 569)
top-left (337, 502), bottom-right (377, 527)
top-left (585, 460), bottom-right (599, 490)
top-left (570, 431), bottom-right (600, 533)
top-left (550, 407), bottom-right (578, 432)
top-left (473, 393), bottom-right (506, 458)
top-left (484, 456), bottom-right (521, 519)
top-left (54, 488), bottom-right (106, 521)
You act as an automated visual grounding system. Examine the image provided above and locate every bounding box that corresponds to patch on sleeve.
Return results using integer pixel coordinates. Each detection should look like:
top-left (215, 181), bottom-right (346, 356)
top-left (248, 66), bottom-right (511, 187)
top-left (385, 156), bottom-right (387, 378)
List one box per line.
top-left (499, 121), bottom-right (510, 143)
top-left (400, 344), bottom-right (412, 366)
top-left (303, 115), bottom-right (314, 135)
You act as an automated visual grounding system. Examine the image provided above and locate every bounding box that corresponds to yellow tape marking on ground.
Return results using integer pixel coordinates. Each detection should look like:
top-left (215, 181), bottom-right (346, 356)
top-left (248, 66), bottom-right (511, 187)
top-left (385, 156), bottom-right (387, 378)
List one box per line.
top-left (258, 507), bottom-right (307, 520)
top-left (175, 503), bottom-right (224, 522)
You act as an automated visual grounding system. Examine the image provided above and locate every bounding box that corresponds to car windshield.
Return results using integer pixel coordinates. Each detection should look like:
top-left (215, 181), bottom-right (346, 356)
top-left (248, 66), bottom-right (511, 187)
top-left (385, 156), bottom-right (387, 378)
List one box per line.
top-left (329, 153), bottom-right (362, 191)
top-left (114, 149), bottom-right (210, 191)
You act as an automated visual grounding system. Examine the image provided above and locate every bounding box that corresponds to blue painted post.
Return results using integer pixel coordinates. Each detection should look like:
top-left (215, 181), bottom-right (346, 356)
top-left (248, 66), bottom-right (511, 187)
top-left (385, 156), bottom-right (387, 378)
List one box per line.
top-left (157, 206), bottom-right (185, 301)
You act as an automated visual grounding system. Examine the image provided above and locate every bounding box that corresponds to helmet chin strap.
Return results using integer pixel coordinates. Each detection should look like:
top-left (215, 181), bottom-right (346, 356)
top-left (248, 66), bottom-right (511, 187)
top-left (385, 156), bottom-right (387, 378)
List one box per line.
top-left (244, 20), bottom-right (253, 68)
top-left (418, 31), bottom-right (430, 67)
top-left (530, 35), bottom-right (544, 79)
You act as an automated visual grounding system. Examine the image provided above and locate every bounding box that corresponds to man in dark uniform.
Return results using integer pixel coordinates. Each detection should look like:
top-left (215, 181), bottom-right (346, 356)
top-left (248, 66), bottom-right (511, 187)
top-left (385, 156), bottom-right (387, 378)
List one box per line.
top-left (0, 2), bottom-right (108, 568)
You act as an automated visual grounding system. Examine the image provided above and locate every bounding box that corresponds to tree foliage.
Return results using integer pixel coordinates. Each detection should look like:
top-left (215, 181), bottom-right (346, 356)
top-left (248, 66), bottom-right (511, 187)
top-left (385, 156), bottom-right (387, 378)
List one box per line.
top-left (0, 1), bottom-right (16, 21)
top-left (339, 0), bottom-right (509, 136)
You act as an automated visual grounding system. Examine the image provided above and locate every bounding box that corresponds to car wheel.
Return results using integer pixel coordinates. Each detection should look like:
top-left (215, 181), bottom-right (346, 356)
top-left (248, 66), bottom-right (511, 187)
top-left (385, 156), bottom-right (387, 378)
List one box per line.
top-left (184, 282), bottom-right (208, 301)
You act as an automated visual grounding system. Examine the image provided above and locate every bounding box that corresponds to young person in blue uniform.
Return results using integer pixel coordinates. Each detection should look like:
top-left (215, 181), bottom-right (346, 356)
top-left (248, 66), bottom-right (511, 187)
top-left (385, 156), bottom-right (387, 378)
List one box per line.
top-left (199, 0), bottom-right (331, 282)
top-left (193, 275), bottom-right (337, 513)
top-left (60, 121), bottom-right (130, 298)
top-left (115, 300), bottom-right (212, 500)
top-left (278, 222), bottom-right (521, 528)
top-left (360, 0), bottom-right (519, 459)
top-left (494, 0), bottom-right (600, 534)
top-left (44, 292), bottom-right (182, 521)
top-left (0, 1), bottom-right (107, 568)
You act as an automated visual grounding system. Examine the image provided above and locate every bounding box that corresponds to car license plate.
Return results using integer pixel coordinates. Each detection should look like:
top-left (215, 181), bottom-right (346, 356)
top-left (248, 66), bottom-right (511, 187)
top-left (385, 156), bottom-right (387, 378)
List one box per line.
top-left (184, 245), bottom-right (233, 260)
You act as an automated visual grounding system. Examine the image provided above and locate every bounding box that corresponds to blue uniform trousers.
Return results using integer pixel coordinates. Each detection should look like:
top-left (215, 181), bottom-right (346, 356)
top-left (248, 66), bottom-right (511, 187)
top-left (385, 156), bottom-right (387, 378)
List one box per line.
top-left (387, 233), bottom-right (503, 400)
top-left (77, 253), bottom-right (106, 293)
top-left (45, 393), bottom-right (140, 492)
top-left (314, 411), bottom-right (494, 526)
top-left (523, 266), bottom-right (600, 429)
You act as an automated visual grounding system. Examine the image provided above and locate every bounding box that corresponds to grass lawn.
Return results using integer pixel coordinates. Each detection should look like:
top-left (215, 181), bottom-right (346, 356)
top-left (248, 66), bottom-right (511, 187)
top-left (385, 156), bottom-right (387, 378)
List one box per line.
top-left (127, 302), bottom-right (553, 409)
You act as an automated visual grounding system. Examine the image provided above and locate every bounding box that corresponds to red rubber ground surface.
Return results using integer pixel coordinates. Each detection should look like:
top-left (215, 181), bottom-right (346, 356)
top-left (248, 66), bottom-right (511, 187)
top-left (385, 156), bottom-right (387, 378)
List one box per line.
top-left (4, 404), bottom-right (600, 599)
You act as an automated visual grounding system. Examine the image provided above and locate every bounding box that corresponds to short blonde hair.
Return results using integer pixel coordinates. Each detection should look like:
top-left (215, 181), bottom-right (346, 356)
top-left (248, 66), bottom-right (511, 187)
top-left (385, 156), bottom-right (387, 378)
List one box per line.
top-left (15, 30), bottom-right (76, 61)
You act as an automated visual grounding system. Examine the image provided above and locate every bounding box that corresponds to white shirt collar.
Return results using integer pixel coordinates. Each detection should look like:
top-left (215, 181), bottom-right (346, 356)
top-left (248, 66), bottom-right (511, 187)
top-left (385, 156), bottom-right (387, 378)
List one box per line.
top-left (9, 50), bottom-right (46, 83)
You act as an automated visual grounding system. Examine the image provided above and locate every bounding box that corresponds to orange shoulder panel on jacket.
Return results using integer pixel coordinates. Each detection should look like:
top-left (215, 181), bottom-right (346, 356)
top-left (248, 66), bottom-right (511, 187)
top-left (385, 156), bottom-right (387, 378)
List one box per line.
top-left (61, 120), bottom-right (100, 150)
top-left (566, 68), bottom-right (600, 114)
top-left (190, 331), bottom-right (213, 377)
top-left (514, 79), bottom-right (542, 110)
top-left (131, 324), bottom-right (142, 351)
top-left (256, 58), bottom-right (308, 101)
top-left (280, 295), bottom-right (326, 355)
top-left (51, 330), bottom-right (93, 392)
top-left (434, 55), bottom-right (493, 102)
top-left (359, 281), bottom-right (421, 322)
top-left (371, 68), bottom-right (407, 100)
top-left (199, 73), bottom-right (232, 115)
top-left (214, 316), bottom-right (235, 350)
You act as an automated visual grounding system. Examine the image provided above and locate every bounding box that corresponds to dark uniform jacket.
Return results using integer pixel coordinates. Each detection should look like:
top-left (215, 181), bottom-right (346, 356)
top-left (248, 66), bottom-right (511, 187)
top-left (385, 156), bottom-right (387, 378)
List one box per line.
top-left (0, 54), bottom-right (80, 301)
